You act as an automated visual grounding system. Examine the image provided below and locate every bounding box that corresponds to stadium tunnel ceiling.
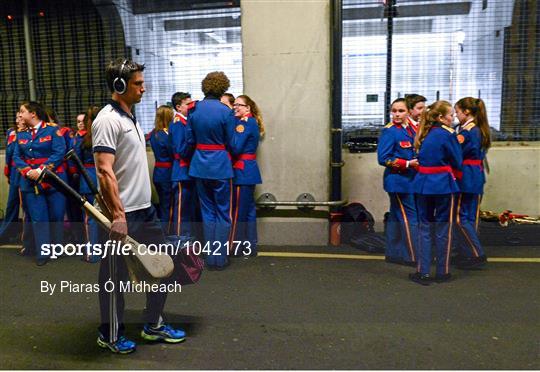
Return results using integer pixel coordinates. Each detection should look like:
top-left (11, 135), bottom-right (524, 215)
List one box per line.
top-left (129, 0), bottom-right (240, 14)
top-left (0, 0), bottom-right (474, 28)
top-left (137, 0), bottom-right (472, 41)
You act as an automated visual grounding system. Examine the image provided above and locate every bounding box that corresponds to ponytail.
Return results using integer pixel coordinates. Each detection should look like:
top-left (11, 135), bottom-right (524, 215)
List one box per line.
top-left (475, 99), bottom-right (491, 150)
top-left (456, 97), bottom-right (491, 151)
top-left (415, 100), bottom-right (452, 151)
top-left (415, 109), bottom-right (433, 151)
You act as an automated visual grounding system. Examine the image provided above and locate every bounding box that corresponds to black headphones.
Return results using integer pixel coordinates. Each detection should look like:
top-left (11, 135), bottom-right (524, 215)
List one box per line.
top-left (113, 59), bottom-right (128, 95)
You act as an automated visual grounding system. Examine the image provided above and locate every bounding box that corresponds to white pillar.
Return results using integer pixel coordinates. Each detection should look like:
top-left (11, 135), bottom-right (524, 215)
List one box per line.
top-left (241, 0), bottom-right (331, 245)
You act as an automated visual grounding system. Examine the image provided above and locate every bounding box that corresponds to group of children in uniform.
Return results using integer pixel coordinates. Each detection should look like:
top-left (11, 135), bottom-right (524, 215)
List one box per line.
top-left (146, 72), bottom-right (264, 270)
top-left (1, 72), bottom-right (265, 271)
top-left (378, 95), bottom-right (491, 285)
top-left (2, 81), bottom-right (489, 281)
top-left (0, 102), bottom-right (103, 265)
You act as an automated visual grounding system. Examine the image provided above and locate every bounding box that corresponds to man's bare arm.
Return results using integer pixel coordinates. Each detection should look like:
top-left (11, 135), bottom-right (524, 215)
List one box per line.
top-left (94, 152), bottom-right (127, 241)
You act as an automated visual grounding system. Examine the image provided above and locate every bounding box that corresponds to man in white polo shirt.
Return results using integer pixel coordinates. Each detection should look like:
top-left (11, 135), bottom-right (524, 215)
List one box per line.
top-left (92, 58), bottom-right (185, 354)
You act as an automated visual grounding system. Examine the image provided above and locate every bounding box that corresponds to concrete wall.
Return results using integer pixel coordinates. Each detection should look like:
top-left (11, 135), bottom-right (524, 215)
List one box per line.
top-left (240, 0), bottom-right (331, 245)
top-left (480, 143), bottom-right (540, 215)
top-left (1, 143), bottom-right (538, 240)
top-left (343, 142), bottom-right (540, 232)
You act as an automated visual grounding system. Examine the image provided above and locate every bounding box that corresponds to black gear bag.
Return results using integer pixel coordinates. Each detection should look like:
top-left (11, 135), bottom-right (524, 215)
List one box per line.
top-left (341, 203), bottom-right (385, 253)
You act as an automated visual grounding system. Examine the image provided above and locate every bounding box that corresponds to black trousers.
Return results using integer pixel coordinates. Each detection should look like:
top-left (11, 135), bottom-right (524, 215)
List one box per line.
top-left (98, 206), bottom-right (170, 340)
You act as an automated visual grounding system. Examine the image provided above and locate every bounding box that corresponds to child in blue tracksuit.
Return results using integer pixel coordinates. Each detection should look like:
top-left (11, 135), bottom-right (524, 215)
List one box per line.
top-left (7, 116), bottom-right (35, 254)
top-left (0, 117), bottom-right (34, 252)
top-left (71, 106), bottom-right (101, 262)
top-left (14, 101), bottom-right (67, 266)
top-left (186, 72), bottom-right (237, 270)
top-left (149, 105), bottom-right (174, 232)
top-left (229, 95), bottom-right (263, 257)
top-left (453, 97), bottom-right (491, 269)
top-left (169, 92), bottom-right (198, 238)
top-left (377, 98), bottom-right (418, 266)
top-left (0, 124), bottom-right (21, 242)
top-left (411, 100), bottom-right (463, 285)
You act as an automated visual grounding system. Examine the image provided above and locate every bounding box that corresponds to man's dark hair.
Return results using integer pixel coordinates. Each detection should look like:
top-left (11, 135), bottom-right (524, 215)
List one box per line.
top-left (201, 71), bottom-right (230, 98)
top-left (405, 94), bottom-right (427, 110)
top-left (105, 58), bottom-right (145, 93)
top-left (171, 92), bottom-right (191, 109)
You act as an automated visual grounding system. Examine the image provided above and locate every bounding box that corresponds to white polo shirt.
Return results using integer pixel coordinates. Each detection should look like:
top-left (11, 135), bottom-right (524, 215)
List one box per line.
top-left (92, 102), bottom-right (151, 213)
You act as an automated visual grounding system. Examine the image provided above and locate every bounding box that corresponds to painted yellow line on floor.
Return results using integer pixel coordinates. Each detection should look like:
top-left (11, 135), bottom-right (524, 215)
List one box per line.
top-left (0, 245), bottom-right (21, 249)
top-left (259, 251), bottom-right (383, 260)
top-left (487, 257), bottom-right (540, 263)
top-left (258, 251), bottom-right (540, 263)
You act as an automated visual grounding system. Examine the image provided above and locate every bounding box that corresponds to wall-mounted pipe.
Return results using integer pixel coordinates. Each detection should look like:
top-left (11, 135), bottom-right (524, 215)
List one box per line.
top-left (330, 0), bottom-right (343, 211)
top-left (23, 0), bottom-right (37, 101)
top-left (256, 200), bottom-right (347, 207)
top-left (384, 0), bottom-right (397, 125)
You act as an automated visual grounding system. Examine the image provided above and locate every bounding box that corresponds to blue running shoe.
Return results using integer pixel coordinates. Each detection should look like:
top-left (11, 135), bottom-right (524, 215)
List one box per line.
top-left (97, 334), bottom-right (136, 354)
top-left (141, 323), bottom-right (186, 343)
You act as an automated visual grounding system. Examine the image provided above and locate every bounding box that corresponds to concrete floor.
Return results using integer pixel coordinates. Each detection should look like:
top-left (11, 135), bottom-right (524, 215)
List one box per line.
top-left (0, 244), bottom-right (538, 369)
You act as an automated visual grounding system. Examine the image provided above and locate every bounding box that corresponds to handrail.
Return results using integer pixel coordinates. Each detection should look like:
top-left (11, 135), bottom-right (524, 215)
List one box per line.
top-left (256, 200), bottom-right (347, 207)
top-left (255, 192), bottom-right (347, 209)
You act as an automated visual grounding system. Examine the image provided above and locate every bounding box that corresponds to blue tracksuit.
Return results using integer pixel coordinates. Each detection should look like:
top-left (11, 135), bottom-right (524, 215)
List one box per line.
top-left (71, 130), bottom-right (99, 261)
top-left (169, 113), bottom-right (198, 238)
top-left (229, 115), bottom-right (262, 256)
top-left (149, 128), bottom-right (174, 232)
top-left (1, 128), bottom-right (34, 253)
top-left (58, 126), bottom-right (74, 151)
top-left (14, 122), bottom-right (67, 261)
top-left (454, 121), bottom-right (486, 258)
top-left (186, 97), bottom-right (236, 267)
top-left (61, 127), bottom-right (82, 228)
top-left (413, 123), bottom-right (463, 276)
top-left (71, 130), bottom-right (98, 195)
top-left (0, 129), bottom-right (22, 241)
top-left (377, 121), bottom-right (418, 263)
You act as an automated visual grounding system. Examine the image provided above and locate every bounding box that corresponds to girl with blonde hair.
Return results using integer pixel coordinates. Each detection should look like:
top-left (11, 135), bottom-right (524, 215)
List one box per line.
top-left (149, 105), bottom-right (174, 230)
top-left (411, 100), bottom-right (462, 285)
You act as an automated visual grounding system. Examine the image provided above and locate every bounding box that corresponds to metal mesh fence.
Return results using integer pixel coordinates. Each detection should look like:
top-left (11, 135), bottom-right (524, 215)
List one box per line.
top-left (0, 0), bottom-right (538, 140)
top-left (343, 0), bottom-right (539, 141)
top-left (0, 0), bottom-right (241, 134)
